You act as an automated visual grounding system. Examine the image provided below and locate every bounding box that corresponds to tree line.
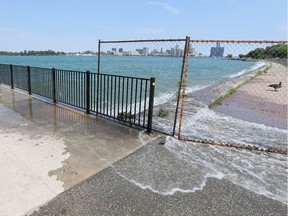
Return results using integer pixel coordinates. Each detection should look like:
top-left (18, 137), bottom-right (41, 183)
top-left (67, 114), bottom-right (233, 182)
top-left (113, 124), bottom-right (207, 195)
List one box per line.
top-left (239, 44), bottom-right (287, 59)
top-left (0, 50), bottom-right (66, 56)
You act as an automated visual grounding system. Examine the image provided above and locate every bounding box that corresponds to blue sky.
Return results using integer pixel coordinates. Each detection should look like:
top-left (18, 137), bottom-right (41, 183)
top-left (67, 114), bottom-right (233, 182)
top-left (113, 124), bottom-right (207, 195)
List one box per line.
top-left (0, 0), bottom-right (287, 52)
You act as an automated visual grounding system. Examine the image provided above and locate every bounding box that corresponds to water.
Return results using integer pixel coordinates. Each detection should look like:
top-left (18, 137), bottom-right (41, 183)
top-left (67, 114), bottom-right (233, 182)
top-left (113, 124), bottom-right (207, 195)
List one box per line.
top-left (1, 56), bottom-right (287, 203)
top-left (114, 136), bottom-right (287, 204)
top-left (0, 55), bottom-right (261, 98)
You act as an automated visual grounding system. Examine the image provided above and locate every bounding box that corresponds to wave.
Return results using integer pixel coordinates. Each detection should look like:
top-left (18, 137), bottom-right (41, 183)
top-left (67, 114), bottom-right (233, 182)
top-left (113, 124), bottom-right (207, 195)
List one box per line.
top-left (179, 106), bottom-right (287, 150)
top-left (226, 61), bottom-right (267, 78)
top-left (112, 136), bottom-right (287, 204)
top-left (164, 137), bottom-right (288, 204)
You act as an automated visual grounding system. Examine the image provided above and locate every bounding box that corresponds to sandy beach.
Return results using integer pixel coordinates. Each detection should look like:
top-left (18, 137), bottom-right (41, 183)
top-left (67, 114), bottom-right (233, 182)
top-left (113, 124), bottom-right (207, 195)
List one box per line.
top-left (212, 62), bottom-right (287, 130)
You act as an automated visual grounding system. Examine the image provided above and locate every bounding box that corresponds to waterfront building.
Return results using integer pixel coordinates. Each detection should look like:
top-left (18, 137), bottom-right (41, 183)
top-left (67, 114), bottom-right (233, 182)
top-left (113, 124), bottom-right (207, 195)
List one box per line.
top-left (210, 42), bottom-right (224, 57)
top-left (189, 47), bottom-right (197, 56)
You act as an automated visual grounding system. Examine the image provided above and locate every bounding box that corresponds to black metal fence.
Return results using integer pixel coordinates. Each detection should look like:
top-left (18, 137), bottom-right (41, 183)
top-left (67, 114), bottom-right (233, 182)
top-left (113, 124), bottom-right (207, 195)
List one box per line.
top-left (0, 64), bottom-right (155, 132)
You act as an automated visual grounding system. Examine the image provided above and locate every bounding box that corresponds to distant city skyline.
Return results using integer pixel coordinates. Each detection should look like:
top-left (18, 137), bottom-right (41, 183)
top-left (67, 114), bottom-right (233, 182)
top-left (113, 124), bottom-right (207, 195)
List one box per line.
top-left (0, 0), bottom-right (286, 52)
top-left (210, 42), bottom-right (225, 58)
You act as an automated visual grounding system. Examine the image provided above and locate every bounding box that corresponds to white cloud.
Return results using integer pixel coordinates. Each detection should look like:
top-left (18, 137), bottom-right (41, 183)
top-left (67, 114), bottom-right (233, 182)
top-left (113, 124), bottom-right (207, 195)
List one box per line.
top-left (148, 2), bottom-right (179, 14)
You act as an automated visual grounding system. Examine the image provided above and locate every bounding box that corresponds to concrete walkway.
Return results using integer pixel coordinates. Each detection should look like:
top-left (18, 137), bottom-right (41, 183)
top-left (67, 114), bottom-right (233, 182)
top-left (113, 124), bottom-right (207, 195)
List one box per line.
top-left (31, 139), bottom-right (287, 216)
top-left (0, 86), bottom-right (159, 216)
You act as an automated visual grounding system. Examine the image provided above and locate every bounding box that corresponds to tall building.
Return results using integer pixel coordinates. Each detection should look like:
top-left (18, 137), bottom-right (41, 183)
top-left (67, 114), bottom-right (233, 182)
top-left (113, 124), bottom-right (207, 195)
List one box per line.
top-left (143, 47), bottom-right (148, 56)
top-left (210, 42), bottom-right (224, 57)
top-left (189, 47), bottom-right (197, 56)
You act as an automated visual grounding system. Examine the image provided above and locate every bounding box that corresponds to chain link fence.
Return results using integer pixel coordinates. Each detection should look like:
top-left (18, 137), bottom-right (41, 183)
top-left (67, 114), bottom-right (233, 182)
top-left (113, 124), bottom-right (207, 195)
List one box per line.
top-left (99, 38), bottom-right (287, 153)
top-left (99, 39), bottom-right (187, 135)
top-left (177, 40), bottom-right (287, 154)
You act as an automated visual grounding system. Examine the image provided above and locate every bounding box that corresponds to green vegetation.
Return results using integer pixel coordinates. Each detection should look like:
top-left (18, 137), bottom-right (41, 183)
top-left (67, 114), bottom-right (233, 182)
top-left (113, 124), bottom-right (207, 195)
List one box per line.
top-left (158, 108), bottom-right (170, 118)
top-left (0, 50), bottom-right (66, 56)
top-left (209, 64), bottom-right (271, 107)
top-left (239, 44), bottom-right (287, 59)
top-left (0, 50), bottom-right (65, 56)
top-left (226, 54), bottom-right (233, 59)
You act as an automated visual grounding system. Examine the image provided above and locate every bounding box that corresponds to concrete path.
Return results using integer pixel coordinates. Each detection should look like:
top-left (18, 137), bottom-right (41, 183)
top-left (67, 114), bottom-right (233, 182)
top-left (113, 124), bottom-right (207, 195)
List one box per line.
top-left (31, 139), bottom-right (287, 216)
top-left (213, 62), bottom-right (287, 129)
top-left (0, 86), bottom-right (159, 216)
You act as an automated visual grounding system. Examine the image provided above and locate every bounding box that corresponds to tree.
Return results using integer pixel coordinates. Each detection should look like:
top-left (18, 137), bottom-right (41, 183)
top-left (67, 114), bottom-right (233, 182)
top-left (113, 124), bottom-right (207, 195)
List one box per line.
top-left (227, 54), bottom-right (233, 58)
top-left (239, 44), bottom-right (287, 59)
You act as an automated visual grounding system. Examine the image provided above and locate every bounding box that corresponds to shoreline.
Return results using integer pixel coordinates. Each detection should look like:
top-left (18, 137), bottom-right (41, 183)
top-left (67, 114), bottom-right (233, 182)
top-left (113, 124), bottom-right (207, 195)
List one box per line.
top-left (152, 61), bottom-right (287, 136)
top-left (211, 62), bottom-right (287, 130)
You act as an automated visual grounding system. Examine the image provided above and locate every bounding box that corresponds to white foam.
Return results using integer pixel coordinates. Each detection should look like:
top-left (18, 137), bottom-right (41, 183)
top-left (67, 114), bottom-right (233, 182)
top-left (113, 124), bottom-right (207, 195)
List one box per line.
top-left (226, 61), bottom-right (267, 78)
top-left (165, 137), bottom-right (288, 204)
top-left (180, 106), bottom-right (287, 149)
top-left (116, 169), bottom-right (224, 195)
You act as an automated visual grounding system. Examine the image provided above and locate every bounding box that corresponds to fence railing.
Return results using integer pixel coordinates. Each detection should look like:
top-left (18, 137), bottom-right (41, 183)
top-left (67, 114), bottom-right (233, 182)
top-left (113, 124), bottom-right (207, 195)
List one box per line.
top-left (98, 38), bottom-right (287, 154)
top-left (0, 64), bottom-right (155, 132)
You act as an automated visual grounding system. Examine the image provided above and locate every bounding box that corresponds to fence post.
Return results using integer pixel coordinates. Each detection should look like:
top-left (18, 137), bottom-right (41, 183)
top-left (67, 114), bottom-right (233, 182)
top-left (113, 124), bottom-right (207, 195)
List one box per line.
top-left (96, 39), bottom-right (101, 115)
top-left (10, 64), bottom-right (14, 89)
top-left (52, 68), bottom-right (56, 103)
top-left (27, 65), bottom-right (31, 94)
top-left (147, 77), bottom-right (155, 133)
top-left (85, 70), bottom-right (90, 114)
top-left (173, 36), bottom-right (190, 136)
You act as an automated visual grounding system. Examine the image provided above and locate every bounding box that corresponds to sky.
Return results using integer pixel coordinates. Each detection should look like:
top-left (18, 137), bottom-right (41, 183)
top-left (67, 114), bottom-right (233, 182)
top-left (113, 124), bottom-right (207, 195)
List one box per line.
top-left (0, 0), bottom-right (287, 52)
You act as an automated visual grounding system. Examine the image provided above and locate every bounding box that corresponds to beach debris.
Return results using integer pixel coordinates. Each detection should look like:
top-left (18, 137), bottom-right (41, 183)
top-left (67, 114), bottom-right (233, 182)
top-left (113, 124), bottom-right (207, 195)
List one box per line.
top-left (107, 203), bottom-right (114, 208)
top-left (268, 82), bottom-right (282, 91)
top-left (20, 123), bottom-right (28, 127)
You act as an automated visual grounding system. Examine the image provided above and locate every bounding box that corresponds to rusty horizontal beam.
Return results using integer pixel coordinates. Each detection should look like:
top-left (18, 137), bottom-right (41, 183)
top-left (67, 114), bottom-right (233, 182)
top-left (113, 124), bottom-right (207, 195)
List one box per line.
top-left (178, 137), bottom-right (288, 155)
top-left (100, 38), bottom-right (186, 43)
top-left (190, 39), bottom-right (288, 44)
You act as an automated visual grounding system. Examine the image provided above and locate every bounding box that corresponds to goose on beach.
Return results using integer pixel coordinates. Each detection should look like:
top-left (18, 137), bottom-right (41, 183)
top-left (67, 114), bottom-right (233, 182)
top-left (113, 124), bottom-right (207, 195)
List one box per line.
top-left (268, 82), bottom-right (282, 91)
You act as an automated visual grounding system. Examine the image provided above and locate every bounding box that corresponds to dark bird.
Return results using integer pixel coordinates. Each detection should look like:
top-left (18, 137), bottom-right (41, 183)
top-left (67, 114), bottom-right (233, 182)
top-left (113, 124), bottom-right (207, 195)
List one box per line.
top-left (268, 82), bottom-right (282, 91)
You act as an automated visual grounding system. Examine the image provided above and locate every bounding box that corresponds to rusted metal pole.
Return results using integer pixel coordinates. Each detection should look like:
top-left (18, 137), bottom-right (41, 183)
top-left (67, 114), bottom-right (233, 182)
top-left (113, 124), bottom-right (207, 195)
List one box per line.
top-left (172, 36), bottom-right (190, 137)
top-left (177, 37), bottom-right (190, 139)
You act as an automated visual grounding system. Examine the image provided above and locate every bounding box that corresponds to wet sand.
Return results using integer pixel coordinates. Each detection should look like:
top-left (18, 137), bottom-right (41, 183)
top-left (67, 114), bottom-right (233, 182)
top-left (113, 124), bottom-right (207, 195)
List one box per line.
top-left (212, 62), bottom-right (287, 130)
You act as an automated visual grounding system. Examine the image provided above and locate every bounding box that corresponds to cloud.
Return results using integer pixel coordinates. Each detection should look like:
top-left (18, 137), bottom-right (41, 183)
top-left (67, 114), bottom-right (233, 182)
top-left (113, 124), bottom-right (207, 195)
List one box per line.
top-left (148, 2), bottom-right (179, 14)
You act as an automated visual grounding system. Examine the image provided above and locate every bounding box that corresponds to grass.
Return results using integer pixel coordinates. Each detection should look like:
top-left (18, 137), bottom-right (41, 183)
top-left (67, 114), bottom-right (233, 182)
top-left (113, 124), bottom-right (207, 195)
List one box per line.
top-left (158, 108), bottom-right (170, 117)
top-left (209, 63), bottom-right (271, 108)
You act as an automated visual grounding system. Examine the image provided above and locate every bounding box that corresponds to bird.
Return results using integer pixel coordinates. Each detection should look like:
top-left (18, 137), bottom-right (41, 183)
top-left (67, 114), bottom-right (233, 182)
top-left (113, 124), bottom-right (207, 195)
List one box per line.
top-left (268, 82), bottom-right (282, 91)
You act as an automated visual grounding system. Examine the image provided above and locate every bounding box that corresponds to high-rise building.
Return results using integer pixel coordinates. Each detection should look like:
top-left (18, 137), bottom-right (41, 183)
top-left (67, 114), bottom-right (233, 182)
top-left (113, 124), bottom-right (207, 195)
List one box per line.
top-left (189, 47), bottom-right (197, 56)
top-left (210, 42), bottom-right (224, 57)
top-left (143, 47), bottom-right (149, 55)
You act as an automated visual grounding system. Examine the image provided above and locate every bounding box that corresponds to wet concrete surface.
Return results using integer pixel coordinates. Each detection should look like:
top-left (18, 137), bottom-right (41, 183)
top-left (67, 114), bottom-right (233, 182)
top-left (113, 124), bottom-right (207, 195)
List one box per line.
top-left (31, 140), bottom-right (287, 216)
top-left (0, 86), bottom-right (160, 216)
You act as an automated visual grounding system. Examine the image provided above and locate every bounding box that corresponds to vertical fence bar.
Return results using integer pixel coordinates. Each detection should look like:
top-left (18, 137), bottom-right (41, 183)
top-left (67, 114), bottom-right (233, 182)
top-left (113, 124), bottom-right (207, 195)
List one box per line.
top-left (147, 77), bottom-right (155, 133)
top-left (96, 39), bottom-right (101, 115)
top-left (143, 80), bottom-right (148, 127)
top-left (172, 36), bottom-right (190, 136)
top-left (52, 68), bottom-right (56, 103)
top-left (10, 64), bottom-right (14, 89)
top-left (86, 71), bottom-right (90, 114)
top-left (27, 65), bottom-right (31, 95)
